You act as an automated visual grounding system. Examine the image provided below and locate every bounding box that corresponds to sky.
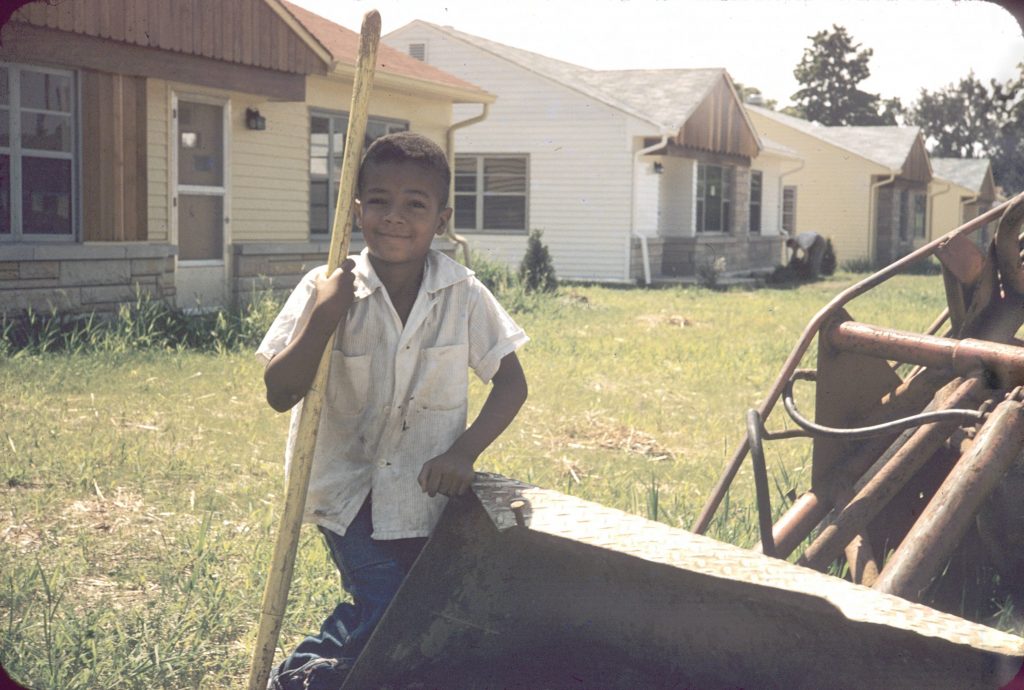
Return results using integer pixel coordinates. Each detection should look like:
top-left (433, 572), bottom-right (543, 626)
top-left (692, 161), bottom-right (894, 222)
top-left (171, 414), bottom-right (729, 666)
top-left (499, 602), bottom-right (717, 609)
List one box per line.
top-left (288, 0), bottom-right (1024, 108)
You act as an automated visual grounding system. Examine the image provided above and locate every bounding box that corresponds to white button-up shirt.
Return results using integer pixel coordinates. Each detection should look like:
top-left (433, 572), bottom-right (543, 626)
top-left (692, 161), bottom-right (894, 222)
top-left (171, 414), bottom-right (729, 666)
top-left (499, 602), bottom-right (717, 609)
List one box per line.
top-left (257, 248), bottom-right (528, 539)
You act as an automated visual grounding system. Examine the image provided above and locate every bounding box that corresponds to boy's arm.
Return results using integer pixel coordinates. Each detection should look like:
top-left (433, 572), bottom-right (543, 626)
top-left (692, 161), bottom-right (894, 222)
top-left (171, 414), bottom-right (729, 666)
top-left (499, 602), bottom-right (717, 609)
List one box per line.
top-left (263, 260), bottom-right (356, 412)
top-left (418, 351), bottom-right (528, 497)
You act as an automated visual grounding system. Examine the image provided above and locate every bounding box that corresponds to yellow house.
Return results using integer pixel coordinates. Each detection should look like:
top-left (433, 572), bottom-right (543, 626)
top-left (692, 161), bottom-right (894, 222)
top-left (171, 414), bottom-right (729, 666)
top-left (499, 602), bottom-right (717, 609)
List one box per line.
top-left (928, 157), bottom-right (997, 245)
top-left (0, 0), bottom-right (492, 314)
top-left (746, 105), bottom-right (933, 267)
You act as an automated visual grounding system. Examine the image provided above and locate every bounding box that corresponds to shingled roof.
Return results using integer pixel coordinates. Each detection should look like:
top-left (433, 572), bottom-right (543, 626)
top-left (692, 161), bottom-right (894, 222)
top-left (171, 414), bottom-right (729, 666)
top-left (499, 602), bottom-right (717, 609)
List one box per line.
top-left (748, 105), bottom-right (929, 178)
top-left (408, 21), bottom-right (740, 136)
top-left (282, 3), bottom-right (491, 100)
top-left (930, 157), bottom-right (993, 193)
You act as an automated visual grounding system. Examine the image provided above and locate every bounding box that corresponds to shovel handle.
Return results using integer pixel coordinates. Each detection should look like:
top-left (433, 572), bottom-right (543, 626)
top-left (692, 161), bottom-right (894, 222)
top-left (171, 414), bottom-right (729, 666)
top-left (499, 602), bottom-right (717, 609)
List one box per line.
top-left (247, 11), bottom-right (381, 690)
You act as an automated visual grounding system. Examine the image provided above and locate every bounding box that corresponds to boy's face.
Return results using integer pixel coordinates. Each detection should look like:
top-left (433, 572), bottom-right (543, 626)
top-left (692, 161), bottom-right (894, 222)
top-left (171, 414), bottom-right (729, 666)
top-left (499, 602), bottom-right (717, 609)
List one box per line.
top-left (356, 161), bottom-right (451, 270)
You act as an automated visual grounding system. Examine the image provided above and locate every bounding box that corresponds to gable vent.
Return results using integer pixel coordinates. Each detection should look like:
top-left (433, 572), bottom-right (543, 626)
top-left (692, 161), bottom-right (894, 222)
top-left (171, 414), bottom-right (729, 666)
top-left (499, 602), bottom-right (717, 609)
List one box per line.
top-left (408, 43), bottom-right (426, 61)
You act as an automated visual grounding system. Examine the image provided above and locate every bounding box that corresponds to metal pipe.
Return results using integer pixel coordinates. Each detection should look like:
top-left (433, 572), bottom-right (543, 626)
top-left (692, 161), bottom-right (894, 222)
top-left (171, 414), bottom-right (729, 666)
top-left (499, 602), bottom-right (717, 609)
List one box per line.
top-left (629, 134), bottom-right (669, 284)
top-left (692, 191), bottom-right (1024, 535)
top-left (746, 410), bottom-right (776, 557)
top-left (827, 320), bottom-right (1024, 388)
top-left (797, 376), bottom-right (987, 572)
top-left (873, 392), bottom-right (1024, 601)
top-left (759, 368), bottom-right (953, 557)
top-left (445, 103), bottom-right (491, 267)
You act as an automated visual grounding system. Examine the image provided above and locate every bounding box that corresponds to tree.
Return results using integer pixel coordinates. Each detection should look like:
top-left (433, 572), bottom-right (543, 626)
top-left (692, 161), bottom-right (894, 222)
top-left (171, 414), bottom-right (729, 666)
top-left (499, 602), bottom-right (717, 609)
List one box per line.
top-left (904, 73), bottom-right (997, 158)
top-left (989, 63), bottom-right (1024, 194)
top-left (732, 81), bottom-right (777, 110)
top-left (791, 25), bottom-right (895, 126)
top-left (906, 63), bottom-right (1024, 194)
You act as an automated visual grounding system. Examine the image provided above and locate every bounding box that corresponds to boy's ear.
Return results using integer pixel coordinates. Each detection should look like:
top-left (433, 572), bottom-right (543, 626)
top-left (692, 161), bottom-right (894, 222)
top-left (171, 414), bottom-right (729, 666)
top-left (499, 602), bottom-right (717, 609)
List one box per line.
top-left (435, 206), bottom-right (453, 236)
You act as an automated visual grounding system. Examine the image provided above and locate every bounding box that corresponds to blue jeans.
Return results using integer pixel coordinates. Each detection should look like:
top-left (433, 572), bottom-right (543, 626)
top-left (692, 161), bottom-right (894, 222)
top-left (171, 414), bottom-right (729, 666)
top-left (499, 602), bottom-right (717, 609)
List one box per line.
top-left (270, 497), bottom-right (426, 690)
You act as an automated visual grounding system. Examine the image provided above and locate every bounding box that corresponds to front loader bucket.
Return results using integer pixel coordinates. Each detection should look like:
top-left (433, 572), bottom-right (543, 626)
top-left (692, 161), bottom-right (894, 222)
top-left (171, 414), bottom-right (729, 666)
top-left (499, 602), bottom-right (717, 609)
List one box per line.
top-left (342, 473), bottom-right (1023, 690)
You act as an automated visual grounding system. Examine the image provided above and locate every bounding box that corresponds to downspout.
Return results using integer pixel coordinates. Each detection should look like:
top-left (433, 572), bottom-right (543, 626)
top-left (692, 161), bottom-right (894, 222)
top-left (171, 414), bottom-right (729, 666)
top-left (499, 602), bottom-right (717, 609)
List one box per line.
top-left (446, 103), bottom-right (490, 268)
top-left (776, 159), bottom-right (804, 263)
top-left (867, 171), bottom-right (898, 266)
top-left (630, 134), bottom-right (669, 285)
top-left (927, 180), bottom-right (952, 240)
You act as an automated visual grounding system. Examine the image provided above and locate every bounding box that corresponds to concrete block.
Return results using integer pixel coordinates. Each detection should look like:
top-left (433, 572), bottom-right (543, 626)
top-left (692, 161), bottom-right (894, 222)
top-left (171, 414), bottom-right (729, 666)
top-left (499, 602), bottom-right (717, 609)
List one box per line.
top-left (34, 244), bottom-right (128, 260)
top-left (1, 287), bottom-right (80, 313)
top-left (19, 261), bottom-right (60, 280)
top-left (0, 262), bottom-right (17, 280)
top-left (61, 259), bottom-right (132, 286)
top-left (80, 283), bottom-right (139, 305)
top-left (0, 245), bottom-right (35, 260)
top-left (130, 257), bottom-right (169, 276)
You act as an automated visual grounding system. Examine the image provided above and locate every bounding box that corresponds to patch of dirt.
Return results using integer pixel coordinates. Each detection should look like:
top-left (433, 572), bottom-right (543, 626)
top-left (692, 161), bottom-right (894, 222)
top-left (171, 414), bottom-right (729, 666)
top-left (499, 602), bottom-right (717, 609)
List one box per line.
top-left (2, 487), bottom-right (182, 611)
top-left (636, 313), bottom-right (692, 328)
top-left (560, 290), bottom-right (593, 307)
top-left (558, 411), bottom-right (674, 461)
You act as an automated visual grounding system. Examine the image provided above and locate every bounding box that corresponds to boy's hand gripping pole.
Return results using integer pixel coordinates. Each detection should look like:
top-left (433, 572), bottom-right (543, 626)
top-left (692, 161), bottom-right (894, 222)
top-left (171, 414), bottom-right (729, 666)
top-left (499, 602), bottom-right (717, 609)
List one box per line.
top-left (247, 12), bottom-right (381, 690)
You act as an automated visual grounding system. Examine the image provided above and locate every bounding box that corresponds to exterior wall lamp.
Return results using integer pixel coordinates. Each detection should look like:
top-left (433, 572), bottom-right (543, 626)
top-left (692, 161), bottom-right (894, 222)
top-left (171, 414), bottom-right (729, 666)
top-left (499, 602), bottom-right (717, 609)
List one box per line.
top-left (245, 107), bottom-right (266, 130)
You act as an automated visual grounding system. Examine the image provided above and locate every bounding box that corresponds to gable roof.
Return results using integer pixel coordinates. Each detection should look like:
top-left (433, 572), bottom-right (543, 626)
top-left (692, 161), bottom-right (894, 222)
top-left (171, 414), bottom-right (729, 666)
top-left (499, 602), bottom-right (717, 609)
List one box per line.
top-left (748, 105), bottom-right (929, 178)
top-left (930, 158), bottom-right (993, 193)
top-left (577, 68), bottom-right (727, 133)
top-left (397, 21), bottom-right (759, 156)
top-left (282, 3), bottom-right (492, 102)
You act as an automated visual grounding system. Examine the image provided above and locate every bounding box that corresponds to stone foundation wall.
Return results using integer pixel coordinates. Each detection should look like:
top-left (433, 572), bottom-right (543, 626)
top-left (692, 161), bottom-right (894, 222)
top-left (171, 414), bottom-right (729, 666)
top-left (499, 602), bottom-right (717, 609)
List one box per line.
top-left (661, 235), bottom-right (783, 279)
top-left (0, 244), bottom-right (176, 315)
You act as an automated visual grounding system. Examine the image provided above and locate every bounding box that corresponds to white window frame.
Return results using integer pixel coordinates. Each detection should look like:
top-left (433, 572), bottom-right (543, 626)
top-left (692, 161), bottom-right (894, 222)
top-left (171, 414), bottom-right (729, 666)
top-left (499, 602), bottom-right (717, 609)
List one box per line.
top-left (454, 154), bottom-right (529, 234)
top-left (171, 91), bottom-right (231, 267)
top-left (782, 185), bottom-right (797, 234)
top-left (0, 62), bottom-right (78, 243)
top-left (308, 109), bottom-right (407, 237)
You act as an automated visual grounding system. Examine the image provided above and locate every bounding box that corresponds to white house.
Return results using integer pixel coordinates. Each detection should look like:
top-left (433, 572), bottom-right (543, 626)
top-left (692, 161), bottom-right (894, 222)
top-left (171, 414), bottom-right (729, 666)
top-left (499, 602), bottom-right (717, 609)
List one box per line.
top-left (384, 22), bottom-right (794, 283)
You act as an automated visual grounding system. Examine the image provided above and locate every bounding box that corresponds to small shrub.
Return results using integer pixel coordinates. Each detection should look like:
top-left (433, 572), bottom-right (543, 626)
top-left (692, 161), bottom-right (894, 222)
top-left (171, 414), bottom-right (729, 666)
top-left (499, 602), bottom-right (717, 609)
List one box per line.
top-left (519, 229), bottom-right (558, 293)
top-left (821, 238), bottom-right (837, 276)
top-left (696, 252), bottom-right (726, 290)
top-left (842, 257), bottom-right (876, 273)
top-left (469, 251), bottom-right (517, 294)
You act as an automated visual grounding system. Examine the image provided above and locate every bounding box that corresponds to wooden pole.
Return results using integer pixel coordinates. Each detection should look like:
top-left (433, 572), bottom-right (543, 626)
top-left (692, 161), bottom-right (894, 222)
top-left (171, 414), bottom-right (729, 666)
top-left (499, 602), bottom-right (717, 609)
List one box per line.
top-left (247, 12), bottom-right (381, 690)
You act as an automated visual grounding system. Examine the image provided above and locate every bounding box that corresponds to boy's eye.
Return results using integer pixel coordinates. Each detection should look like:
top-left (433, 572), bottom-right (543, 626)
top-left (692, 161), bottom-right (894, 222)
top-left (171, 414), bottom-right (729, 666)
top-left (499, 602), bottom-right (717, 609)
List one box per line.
top-left (366, 198), bottom-right (387, 205)
top-left (408, 200), bottom-right (427, 209)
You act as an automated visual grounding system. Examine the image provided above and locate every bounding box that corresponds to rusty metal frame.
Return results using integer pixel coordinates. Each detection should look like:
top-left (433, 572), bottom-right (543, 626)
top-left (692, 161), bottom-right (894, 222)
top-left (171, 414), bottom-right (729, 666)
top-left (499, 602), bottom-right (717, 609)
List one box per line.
top-left (694, 191), bottom-right (1024, 536)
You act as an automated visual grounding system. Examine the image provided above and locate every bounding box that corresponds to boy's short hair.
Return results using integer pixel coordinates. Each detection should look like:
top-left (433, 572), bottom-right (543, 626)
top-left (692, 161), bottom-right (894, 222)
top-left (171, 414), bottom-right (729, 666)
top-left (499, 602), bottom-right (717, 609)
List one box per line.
top-left (358, 131), bottom-right (451, 207)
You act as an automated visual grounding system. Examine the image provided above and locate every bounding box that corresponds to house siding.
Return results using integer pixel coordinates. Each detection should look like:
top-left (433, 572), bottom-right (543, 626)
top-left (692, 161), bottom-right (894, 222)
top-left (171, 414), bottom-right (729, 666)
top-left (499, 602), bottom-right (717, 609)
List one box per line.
top-left (386, 25), bottom-right (637, 282)
top-left (230, 74), bottom-right (454, 300)
top-left (748, 109), bottom-right (881, 266)
top-left (659, 157), bottom-right (695, 236)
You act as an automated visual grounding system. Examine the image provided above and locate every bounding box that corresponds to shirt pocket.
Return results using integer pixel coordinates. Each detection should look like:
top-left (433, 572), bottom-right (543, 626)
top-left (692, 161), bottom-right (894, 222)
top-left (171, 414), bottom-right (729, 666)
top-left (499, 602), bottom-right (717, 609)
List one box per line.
top-left (413, 343), bottom-right (468, 412)
top-left (327, 352), bottom-right (372, 417)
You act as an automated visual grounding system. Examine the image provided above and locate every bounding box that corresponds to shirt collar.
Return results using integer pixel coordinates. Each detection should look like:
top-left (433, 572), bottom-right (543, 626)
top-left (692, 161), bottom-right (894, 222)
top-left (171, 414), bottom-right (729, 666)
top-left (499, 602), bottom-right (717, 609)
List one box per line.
top-left (351, 247), bottom-right (474, 300)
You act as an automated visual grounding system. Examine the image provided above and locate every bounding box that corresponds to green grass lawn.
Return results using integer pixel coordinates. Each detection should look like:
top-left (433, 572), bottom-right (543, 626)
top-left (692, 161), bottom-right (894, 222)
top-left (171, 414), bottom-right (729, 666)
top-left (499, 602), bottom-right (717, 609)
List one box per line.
top-left (1, 272), bottom-right (1010, 689)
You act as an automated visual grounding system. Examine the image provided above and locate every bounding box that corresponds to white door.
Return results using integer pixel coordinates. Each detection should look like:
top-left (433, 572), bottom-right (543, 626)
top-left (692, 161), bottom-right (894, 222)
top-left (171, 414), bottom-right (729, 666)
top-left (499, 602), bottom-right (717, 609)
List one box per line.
top-left (174, 97), bottom-right (228, 310)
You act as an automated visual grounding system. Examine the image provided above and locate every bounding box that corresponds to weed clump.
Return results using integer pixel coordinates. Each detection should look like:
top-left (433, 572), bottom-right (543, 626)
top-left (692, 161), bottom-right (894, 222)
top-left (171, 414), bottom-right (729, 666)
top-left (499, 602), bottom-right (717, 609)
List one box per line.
top-left (1, 286), bottom-right (282, 356)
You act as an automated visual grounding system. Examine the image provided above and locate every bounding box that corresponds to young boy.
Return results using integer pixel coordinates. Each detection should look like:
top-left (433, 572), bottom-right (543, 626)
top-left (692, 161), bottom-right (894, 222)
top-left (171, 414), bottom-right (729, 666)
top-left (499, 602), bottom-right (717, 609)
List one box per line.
top-left (257, 132), bottom-right (529, 690)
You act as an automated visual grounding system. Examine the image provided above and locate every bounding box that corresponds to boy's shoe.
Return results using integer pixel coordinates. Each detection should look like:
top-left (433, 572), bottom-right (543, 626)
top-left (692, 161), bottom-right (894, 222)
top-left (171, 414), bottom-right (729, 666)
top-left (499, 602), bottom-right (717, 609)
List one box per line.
top-left (267, 657), bottom-right (353, 690)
